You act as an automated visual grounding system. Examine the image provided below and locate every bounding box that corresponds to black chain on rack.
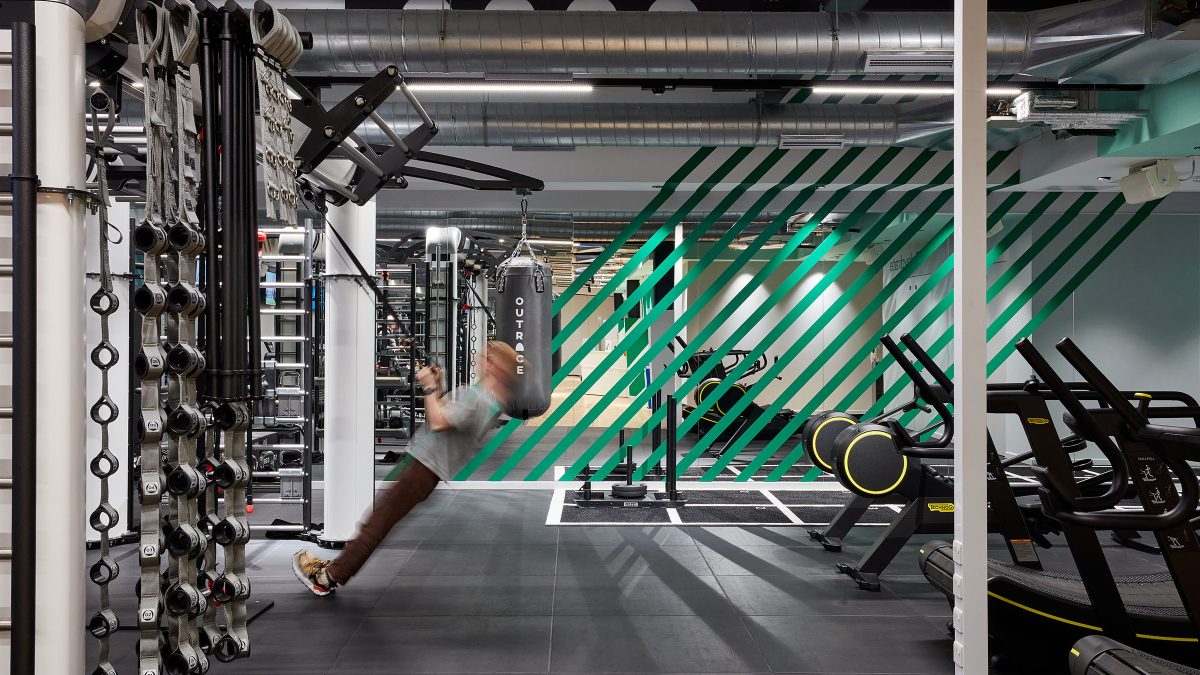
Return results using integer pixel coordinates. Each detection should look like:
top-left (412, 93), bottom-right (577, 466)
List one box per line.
top-left (86, 92), bottom-right (124, 675)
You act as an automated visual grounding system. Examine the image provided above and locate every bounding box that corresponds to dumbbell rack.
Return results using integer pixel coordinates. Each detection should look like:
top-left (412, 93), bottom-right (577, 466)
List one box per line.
top-left (249, 224), bottom-right (317, 537)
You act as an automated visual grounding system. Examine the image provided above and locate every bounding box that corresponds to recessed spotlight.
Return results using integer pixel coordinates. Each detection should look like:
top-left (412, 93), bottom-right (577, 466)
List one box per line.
top-left (1097, 176), bottom-right (1112, 182)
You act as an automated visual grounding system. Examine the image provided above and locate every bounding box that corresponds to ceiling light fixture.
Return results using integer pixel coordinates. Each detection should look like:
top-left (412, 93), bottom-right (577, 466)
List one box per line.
top-left (527, 238), bottom-right (575, 246)
top-left (810, 85), bottom-right (1022, 97)
top-left (402, 82), bottom-right (593, 94)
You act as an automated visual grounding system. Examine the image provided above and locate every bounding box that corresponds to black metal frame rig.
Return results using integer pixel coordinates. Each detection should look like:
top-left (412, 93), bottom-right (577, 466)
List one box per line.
top-left (287, 67), bottom-right (544, 206)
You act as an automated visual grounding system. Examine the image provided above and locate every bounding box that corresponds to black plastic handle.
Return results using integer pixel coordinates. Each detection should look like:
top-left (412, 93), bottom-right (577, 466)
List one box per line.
top-left (1015, 338), bottom-right (1128, 511)
top-left (879, 334), bottom-right (953, 449)
top-left (900, 334), bottom-right (955, 395)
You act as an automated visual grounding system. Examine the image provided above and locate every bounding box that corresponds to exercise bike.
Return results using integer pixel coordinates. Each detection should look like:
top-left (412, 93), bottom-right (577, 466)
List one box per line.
top-left (801, 340), bottom-right (946, 552)
top-left (822, 334), bottom-right (1055, 591)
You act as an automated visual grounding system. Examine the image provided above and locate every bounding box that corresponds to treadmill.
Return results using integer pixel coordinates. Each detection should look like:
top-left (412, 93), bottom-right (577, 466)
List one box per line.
top-left (920, 338), bottom-right (1200, 667)
top-left (1071, 636), bottom-right (1200, 675)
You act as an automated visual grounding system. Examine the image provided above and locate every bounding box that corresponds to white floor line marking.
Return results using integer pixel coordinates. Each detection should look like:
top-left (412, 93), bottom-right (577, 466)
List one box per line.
top-left (547, 489), bottom-right (566, 525)
top-left (888, 504), bottom-right (904, 513)
top-left (760, 489), bottom-right (805, 525)
top-left (666, 508), bottom-right (683, 524)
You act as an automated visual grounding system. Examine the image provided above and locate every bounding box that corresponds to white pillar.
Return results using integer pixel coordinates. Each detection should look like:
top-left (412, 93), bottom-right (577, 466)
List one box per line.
top-left (321, 197), bottom-right (377, 544)
top-left (33, 2), bottom-right (86, 671)
top-left (953, 0), bottom-right (988, 672)
top-left (85, 201), bottom-right (132, 541)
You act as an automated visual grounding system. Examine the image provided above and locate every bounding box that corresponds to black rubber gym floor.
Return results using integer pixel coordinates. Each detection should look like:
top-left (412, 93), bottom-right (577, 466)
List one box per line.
top-left (86, 488), bottom-right (1169, 674)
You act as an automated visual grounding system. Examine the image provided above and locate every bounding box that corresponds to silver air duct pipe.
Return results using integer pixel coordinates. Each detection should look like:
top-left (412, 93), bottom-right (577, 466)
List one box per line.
top-left (285, 0), bottom-right (1148, 78)
top-left (358, 101), bottom-right (942, 147)
top-left (376, 210), bottom-right (784, 242)
top-left (115, 100), bottom-right (945, 147)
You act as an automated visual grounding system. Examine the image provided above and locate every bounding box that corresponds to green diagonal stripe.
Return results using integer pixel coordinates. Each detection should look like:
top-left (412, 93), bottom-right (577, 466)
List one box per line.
top-left (477, 149), bottom-right (774, 479)
top-left (453, 147), bottom-right (718, 480)
top-left (554, 148), bottom-right (757, 352)
top-left (555, 147), bottom-right (716, 310)
top-left (988, 200), bottom-right (1161, 370)
top-left (670, 151), bottom-right (941, 450)
top-left (672, 154), bottom-right (947, 470)
top-left (710, 190), bottom-right (957, 480)
top-left (551, 149), bottom-right (895, 482)
top-left (476, 149), bottom-right (842, 481)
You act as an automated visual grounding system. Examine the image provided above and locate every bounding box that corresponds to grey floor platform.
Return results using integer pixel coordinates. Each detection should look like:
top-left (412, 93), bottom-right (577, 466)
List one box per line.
top-left (87, 488), bottom-right (1168, 675)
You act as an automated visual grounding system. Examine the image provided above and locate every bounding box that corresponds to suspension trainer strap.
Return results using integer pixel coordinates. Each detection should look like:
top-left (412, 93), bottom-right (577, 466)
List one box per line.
top-left (321, 208), bottom-right (433, 366)
top-left (250, 5), bottom-right (301, 225)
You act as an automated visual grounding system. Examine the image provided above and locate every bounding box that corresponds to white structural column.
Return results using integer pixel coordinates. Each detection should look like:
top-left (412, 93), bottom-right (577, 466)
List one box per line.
top-left (33, 2), bottom-right (86, 671)
top-left (672, 223), bottom-right (687, 393)
top-left (321, 198), bottom-right (377, 543)
top-left (85, 202), bottom-right (132, 541)
top-left (953, 0), bottom-right (989, 672)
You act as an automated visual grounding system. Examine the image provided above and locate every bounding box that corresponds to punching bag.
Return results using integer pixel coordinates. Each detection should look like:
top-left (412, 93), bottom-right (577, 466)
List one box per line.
top-left (495, 256), bottom-right (553, 419)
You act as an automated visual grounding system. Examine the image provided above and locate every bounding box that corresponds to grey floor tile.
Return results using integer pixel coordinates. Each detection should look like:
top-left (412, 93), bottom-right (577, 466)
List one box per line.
top-left (716, 574), bottom-right (924, 616)
top-left (245, 539), bottom-right (415, 579)
top-left (420, 520), bottom-right (560, 546)
top-left (557, 543), bottom-right (711, 577)
top-left (373, 575), bottom-right (555, 616)
top-left (332, 616), bottom-right (553, 673)
top-left (686, 525), bottom-right (814, 548)
top-left (557, 526), bottom-right (696, 547)
top-left (695, 542), bottom-right (855, 577)
top-left (743, 614), bottom-right (953, 674)
top-left (882, 575), bottom-right (954, 618)
top-left (550, 615), bottom-right (770, 673)
top-left (554, 573), bottom-right (735, 616)
top-left (399, 543), bottom-right (559, 576)
top-left (250, 577), bottom-right (388, 618)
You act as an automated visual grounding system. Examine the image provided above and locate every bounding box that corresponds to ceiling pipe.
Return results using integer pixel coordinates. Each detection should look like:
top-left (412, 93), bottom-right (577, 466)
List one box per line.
top-left (115, 99), bottom-right (945, 147)
top-left (285, 0), bottom-right (1149, 78)
top-left (375, 210), bottom-right (785, 241)
top-left (357, 101), bottom-right (945, 147)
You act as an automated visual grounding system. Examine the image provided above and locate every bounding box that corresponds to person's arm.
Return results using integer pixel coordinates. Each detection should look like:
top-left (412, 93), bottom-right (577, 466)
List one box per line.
top-left (416, 365), bottom-right (454, 432)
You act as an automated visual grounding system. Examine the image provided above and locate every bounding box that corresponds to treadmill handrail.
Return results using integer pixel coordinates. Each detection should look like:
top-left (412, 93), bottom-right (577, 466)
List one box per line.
top-left (1016, 338), bottom-right (1130, 512)
top-left (900, 333), bottom-right (955, 395)
top-left (1045, 339), bottom-right (1200, 531)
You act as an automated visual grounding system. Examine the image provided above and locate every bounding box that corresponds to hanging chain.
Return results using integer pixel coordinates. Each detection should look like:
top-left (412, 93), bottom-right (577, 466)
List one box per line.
top-left (86, 92), bottom-right (123, 675)
top-left (499, 193), bottom-right (539, 289)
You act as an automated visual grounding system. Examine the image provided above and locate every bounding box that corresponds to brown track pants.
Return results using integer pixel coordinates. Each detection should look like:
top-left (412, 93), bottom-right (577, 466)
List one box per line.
top-left (327, 456), bottom-right (440, 584)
